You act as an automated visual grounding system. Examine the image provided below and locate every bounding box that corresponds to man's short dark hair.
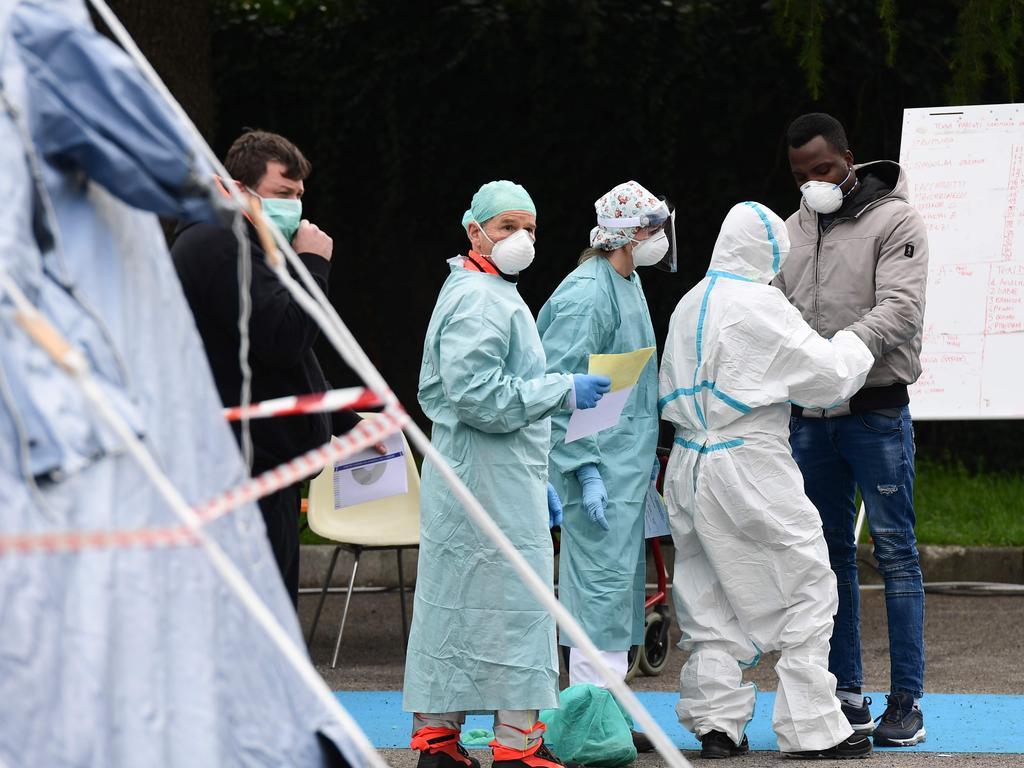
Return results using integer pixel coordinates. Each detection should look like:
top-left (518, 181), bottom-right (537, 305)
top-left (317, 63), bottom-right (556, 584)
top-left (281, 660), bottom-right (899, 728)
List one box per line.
top-left (786, 113), bottom-right (849, 153)
top-left (224, 130), bottom-right (312, 187)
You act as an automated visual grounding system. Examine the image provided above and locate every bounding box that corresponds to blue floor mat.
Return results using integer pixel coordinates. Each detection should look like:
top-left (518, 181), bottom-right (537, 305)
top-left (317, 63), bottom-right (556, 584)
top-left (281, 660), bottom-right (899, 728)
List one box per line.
top-left (335, 690), bottom-right (1024, 753)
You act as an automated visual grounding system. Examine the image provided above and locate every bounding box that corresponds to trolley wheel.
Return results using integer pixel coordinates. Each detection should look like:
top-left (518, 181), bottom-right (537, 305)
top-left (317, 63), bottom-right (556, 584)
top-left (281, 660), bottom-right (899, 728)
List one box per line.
top-left (625, 643), bottom-right (642, 681)
top-left (639, 611), bottom-right (671, 676)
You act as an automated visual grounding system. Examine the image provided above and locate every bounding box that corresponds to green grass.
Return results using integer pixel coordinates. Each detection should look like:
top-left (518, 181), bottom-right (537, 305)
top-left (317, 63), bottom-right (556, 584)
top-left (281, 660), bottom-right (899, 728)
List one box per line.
top-left (914, 459), bottom-right (1024, 547)
top-left (297, 458), bottom-right (1024, 549)
top-left (299, 519), bottom-right (331, 546)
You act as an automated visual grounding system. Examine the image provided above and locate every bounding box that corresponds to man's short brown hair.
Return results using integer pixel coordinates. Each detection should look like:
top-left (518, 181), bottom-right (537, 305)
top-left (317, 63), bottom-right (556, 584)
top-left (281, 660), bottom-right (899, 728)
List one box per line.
top-left (224, 130), bottom-right (312, 188)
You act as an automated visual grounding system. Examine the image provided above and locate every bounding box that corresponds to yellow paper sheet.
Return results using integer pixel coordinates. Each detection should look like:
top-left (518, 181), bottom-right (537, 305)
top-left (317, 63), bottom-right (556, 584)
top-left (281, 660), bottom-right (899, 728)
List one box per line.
top-left (588, 347), bottom-right (656, 391)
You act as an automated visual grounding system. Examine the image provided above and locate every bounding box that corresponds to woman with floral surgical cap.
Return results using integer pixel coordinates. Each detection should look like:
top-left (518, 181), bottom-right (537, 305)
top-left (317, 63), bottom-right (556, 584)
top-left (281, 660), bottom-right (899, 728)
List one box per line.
top-left (537, 181), bottom-right (667, 750)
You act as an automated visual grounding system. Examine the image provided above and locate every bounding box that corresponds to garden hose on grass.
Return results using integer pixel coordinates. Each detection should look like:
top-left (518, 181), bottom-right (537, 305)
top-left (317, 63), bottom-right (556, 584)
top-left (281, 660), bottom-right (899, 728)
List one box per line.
top-left (857, 559), bottom-right (1024, 596)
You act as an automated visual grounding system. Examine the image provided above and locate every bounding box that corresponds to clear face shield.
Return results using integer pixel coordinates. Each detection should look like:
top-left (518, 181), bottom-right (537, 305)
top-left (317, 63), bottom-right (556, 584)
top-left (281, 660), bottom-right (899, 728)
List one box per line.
top-left (598, 198), bottom-right (677, 272)
top-left (650, 201), bottom-right (677, 273)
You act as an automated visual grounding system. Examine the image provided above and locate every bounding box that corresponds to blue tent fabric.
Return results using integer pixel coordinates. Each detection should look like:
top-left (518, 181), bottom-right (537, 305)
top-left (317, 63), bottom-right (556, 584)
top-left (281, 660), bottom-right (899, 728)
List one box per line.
top-left (10, 1), bottom-right (219, 225)
top-left (0, 2), bottom-right (363, 766)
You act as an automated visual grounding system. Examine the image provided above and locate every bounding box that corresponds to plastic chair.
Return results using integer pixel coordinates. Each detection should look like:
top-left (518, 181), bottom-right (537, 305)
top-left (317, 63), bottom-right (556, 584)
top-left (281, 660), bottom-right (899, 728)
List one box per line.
top-left (305, 421), bottom-right (419, 668)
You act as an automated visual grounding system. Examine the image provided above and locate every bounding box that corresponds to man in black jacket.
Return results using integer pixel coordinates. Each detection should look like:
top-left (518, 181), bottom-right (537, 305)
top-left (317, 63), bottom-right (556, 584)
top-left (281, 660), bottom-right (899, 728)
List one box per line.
top-left (173, 130), bottom-right (342, 608)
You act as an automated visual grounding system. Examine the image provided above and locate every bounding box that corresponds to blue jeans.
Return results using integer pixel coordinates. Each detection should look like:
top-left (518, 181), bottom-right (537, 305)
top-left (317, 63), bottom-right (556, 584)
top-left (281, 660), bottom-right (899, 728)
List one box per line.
top-left (789, 406), bottom-right (925, 699)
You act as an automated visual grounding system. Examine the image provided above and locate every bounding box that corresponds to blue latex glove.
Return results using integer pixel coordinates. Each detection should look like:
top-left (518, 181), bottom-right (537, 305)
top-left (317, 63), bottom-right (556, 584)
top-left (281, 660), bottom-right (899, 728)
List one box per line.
top-left (576, 464), bottom-right (609, 532)
top-left (547, 482), bottom-right (563, 528)
top-left (572, 374), bottom-right (612, 409)
top-left (650, 456), bottom-right (661, 483)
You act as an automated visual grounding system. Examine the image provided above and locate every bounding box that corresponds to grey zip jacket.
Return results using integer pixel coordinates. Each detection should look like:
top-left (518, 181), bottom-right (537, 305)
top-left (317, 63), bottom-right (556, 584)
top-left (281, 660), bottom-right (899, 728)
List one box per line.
top-left (774, 160), bottom-right (929, 393)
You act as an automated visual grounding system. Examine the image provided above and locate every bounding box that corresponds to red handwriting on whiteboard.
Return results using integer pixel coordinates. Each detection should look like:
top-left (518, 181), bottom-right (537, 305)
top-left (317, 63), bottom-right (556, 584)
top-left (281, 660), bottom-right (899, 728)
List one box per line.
top-left (985, 262), bottom-right (1024, 334)
top-left (1001, 145), bottom-right (1024, 260)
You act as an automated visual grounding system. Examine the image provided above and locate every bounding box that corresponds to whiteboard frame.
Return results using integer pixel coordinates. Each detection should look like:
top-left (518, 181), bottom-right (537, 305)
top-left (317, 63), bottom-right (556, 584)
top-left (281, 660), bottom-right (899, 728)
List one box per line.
top-left (900, 103), bottom-right (1024, 422)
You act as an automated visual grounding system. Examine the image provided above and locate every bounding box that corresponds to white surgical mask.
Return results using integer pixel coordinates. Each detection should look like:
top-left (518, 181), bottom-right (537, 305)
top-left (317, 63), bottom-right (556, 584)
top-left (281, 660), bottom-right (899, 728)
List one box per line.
top-left (631, 230), bottom-right (669, 267)
top-left (479, 225), bottom-right (536, 274)
top-left (800, 167), bottom-right (855, 214)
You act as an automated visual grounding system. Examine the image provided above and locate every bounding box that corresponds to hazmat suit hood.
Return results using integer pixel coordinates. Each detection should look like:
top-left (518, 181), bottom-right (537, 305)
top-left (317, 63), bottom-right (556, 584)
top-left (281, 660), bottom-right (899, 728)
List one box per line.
top-left (707, 202), bottom-right (791, 284)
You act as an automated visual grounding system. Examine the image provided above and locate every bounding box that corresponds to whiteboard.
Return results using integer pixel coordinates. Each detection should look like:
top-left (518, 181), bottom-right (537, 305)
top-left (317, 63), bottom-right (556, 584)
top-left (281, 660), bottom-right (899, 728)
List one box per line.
top-left (899, 103), bottom-right (1024, 419)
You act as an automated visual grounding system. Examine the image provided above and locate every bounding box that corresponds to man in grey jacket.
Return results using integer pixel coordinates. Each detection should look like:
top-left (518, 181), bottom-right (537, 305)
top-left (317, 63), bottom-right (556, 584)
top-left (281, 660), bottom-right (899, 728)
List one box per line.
top-left (775, 113), bottom-right (928, 748)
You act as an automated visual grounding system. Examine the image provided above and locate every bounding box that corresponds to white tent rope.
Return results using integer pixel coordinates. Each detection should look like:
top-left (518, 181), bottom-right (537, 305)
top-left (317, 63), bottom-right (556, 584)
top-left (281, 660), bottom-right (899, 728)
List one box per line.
top-left (0, 269), bottom-right (388, 768)
top-left (233, 210), bottom-right (255, 470)
top-left (268, 257), bottom-right (690, 765)
top-left (85, 3), bottom-right (691, 765)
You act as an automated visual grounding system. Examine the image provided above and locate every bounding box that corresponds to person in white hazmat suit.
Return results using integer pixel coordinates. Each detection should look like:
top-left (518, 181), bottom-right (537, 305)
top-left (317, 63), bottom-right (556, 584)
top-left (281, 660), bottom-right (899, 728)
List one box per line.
top-left (658, 202), bottom-right (875, 760)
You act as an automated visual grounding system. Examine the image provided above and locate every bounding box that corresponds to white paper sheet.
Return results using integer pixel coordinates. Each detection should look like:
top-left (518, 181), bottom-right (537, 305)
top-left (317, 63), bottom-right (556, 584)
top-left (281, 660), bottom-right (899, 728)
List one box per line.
top-left (643, 480), bottom-right (671, 539)
top-left (332, 431), bottom-right (408, 508)
top-left (565, 386), bottom-right (633, 443)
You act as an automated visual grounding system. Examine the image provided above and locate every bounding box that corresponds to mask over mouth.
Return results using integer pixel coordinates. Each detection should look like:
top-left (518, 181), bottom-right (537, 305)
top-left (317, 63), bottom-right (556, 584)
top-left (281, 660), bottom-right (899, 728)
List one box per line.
top-left (478, 225), bottom-right (536, 274)
top-left (799, 167), bottom-right (856, 214)
top-left (628, 209), bottom-right (677, 271)
top-left (249, 189), bottom-right (302, 241)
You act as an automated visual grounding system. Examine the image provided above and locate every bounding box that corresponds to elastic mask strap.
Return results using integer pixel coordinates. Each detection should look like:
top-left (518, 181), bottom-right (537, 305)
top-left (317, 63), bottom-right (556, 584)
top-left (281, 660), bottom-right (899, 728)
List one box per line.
top-left (839, 167), bottom-right (858, 199)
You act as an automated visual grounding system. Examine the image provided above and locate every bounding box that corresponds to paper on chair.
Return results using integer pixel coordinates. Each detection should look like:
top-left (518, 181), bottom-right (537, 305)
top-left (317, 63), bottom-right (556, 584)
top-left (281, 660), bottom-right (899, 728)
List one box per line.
top-left (565, 346), bottom-right (655, 443)
top-left (332, 431), bottom-right (408, 508)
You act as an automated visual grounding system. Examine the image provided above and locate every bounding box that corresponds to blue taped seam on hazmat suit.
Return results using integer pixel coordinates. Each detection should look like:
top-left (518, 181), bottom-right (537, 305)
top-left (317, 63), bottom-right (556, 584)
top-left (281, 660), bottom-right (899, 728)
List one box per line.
top-left (537, 255), bottom-right (658, 652)
top-left (403, 258), bottom-right (572, 714)
top-left (659, 202), bottom-right (874, 753)
top-left (0, 3), bottom-right (361, 765)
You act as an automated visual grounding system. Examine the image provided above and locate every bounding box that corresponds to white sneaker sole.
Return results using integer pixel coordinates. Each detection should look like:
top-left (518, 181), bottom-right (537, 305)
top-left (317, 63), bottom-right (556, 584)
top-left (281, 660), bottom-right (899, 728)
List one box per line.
top-left (874, 727), bottom-right (926, 747)
top-left (849, 721), bottom-right (876, 735)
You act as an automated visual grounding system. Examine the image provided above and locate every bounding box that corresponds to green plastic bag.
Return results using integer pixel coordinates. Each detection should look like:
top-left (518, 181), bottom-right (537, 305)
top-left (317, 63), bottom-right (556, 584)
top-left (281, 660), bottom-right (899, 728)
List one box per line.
top-left (461, 728), bottom-right (494, 748)
top-left (540, 684), bottom-right (638, 767)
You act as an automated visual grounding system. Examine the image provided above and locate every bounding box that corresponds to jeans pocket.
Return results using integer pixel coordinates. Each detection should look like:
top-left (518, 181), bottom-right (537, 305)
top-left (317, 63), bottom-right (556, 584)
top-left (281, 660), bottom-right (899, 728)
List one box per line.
top-left (788, 416), bottom-right (803, 437)
top-left (857, 410), bottom-right (902, 434)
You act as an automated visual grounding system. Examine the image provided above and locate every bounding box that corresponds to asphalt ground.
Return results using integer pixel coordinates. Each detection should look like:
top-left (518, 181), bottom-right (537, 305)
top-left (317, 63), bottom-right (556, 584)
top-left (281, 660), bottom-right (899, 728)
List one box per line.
top-left (300, 589), bottom-right (1024, 767)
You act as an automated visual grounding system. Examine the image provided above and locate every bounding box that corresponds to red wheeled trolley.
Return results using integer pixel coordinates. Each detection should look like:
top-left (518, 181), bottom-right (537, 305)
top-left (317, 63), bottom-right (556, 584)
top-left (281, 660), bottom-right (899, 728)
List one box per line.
top-left (625, 447), bottom-right (673, 680)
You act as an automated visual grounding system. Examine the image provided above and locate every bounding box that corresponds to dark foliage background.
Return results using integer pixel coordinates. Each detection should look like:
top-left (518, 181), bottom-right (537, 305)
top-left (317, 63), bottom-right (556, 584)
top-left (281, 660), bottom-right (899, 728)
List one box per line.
top-left (122, 0), bottom-right (1024, 472)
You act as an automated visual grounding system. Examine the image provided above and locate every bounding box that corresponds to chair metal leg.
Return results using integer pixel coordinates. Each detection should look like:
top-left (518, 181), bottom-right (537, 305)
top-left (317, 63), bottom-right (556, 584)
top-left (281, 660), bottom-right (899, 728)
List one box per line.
top-left (330, 548), bottom-right (361, 669)
top-left (307, 545), bottom-right (342, 646)
top-left (397, 548), bottom-right (409, 650)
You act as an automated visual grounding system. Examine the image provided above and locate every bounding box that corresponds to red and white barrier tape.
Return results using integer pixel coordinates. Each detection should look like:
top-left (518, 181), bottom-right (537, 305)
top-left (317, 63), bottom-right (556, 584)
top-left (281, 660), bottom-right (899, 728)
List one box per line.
top-left (197, 406), bottom-right (408, 524)
top-left (223, 387), bottom-right (382, 422)
top-left (0, 408), bottom-right (410, 557)
top-left (0, 525), bottom-right (198, 556)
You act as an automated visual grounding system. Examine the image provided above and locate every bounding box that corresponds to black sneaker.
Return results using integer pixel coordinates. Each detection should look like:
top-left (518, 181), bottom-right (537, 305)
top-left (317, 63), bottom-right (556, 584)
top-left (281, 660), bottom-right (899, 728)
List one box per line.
top-left (699, 730), bottom-right (750, 759)
top-left (841, 695), bottom-right (875, 735)
top-left (783, 734), bottom-right (872, 759)
top-left (416, 741), bottom-right (480, 768)
top-left (492, 743), bottom-right (582, 768)
top-left (873, 692), bottom-right (926, 747)
top-left (631, 730), bottom-right (655, 753)
top-left (413, 729), bottom-right (480, 768)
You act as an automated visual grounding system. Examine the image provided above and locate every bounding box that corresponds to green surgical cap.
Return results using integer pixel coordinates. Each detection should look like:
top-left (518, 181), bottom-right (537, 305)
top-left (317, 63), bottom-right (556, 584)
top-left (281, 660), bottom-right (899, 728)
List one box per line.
top-left (462, 180), bottom-right (536, 232)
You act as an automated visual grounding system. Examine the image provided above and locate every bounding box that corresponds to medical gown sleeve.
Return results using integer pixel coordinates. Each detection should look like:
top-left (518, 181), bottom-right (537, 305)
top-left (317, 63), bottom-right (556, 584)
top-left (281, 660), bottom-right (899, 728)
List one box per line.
top-left (438, 313), bottom-right (571, 434)
top-left (763, 300), bottom-right (874, 408)
top-left (539, 284), bottom-right (613, 474)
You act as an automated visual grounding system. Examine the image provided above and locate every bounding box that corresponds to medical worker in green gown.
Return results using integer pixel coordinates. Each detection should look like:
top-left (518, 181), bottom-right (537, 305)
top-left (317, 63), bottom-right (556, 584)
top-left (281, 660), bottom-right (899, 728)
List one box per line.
top-left (538, 181), bottom-right (668, 706)
top-left (403, 180), bottom-right (612, 768)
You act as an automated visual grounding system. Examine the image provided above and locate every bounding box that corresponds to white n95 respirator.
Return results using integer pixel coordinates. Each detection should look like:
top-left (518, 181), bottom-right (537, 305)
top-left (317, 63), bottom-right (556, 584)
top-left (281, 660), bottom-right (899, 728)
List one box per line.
top-left (800, 167), bottom-right (855, 214)
top-left (484, 227), bottom-right (536, 274)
